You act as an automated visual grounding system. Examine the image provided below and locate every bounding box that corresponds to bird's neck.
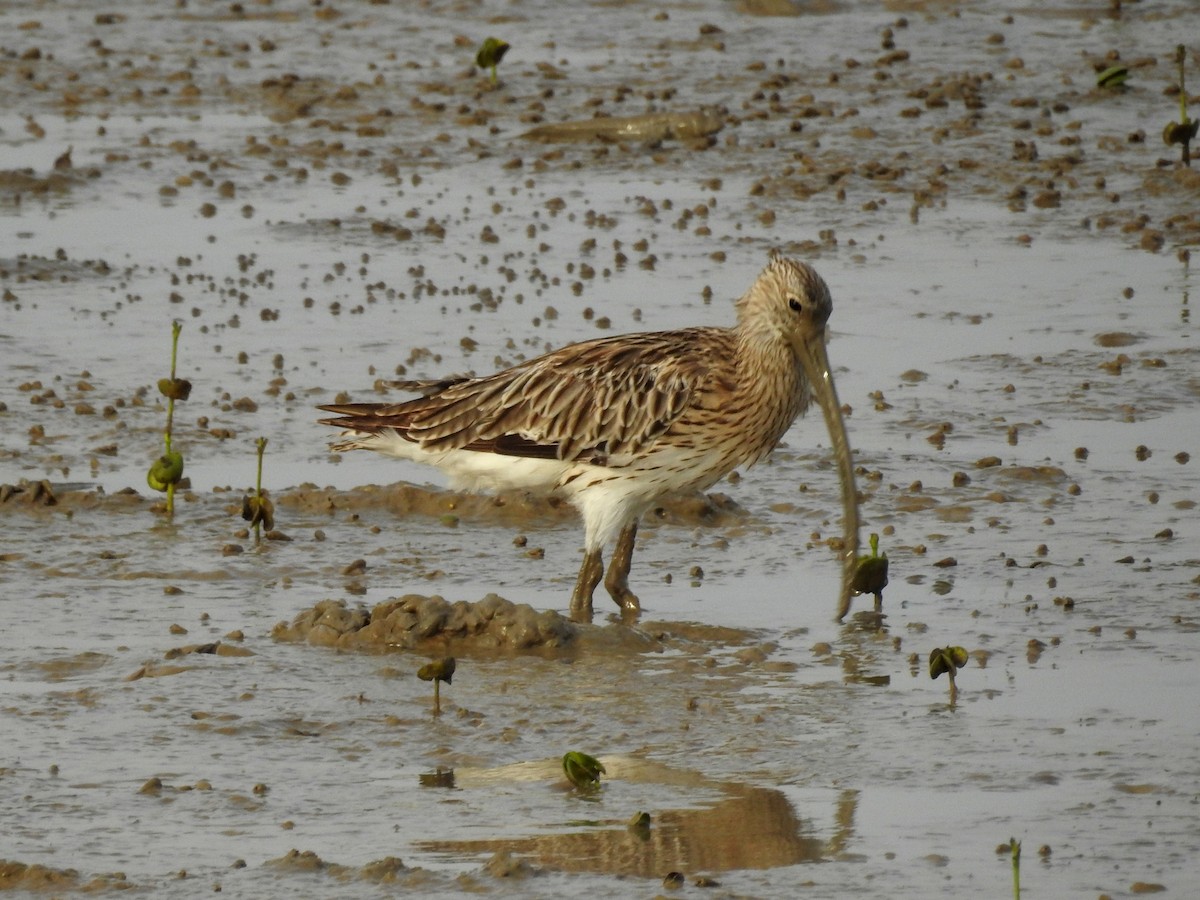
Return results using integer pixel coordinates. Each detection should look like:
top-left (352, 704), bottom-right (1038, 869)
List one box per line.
top-left (733, 320), bottom-right (809, 443)
top-left (734, 316), bottom-right (799, 379)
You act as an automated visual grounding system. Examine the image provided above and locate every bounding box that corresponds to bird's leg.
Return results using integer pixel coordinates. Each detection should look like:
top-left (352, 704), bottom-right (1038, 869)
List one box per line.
top-left (569, 548), bottom-right (604, 623)
top-left (604, 523), bottom-right (641, 614)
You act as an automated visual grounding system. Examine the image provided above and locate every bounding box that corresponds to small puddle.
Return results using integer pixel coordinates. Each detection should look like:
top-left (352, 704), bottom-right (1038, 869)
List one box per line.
top-left (416, 756), bottom-right (856, 877)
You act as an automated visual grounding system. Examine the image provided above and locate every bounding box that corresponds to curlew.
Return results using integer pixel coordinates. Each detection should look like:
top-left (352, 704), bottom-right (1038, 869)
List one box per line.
top-left (320, 253), bottom-right (859, 621)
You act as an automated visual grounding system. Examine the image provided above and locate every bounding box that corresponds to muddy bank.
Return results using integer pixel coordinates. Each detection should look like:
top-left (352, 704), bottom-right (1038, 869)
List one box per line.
top-left (0, 860), bottom-right (134, 893)
top-left (520, 107), bottom-right (725, 145)
top-left (273, 594), bottom-right (581, 653)
top-left (264, 850), bottom-right (435, 889)
top-left (0, 478), bottom-right (748, 526)
top-left (271, 594), bottom-right (779, 658)
top-left (277, 481), bottom-right (749, 528)
top-left (0, 164), bottom-right (94, 202)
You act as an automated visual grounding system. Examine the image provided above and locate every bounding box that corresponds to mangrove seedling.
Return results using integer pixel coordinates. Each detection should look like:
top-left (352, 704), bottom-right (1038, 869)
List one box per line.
top-left (561, 751), bottom-right (605, 791)
top-left (1163, 45), bottom-right (1198, 166)
top-left (1096, 63), bottom-right (1128, 89)
top-left (475, 37), bottom-right (509, 85)
top-left (929, 645), bottom-right (969, 707)
top-left (417, 657), bottom-right (456, 715)
top-left (148, 321), bottom-right (190, 516)
top-left (1009, 837), bottom-right (1022, 899)
top-left (241, 437), bottom-right (274, 545)
top-left (850, 532), bottom-right (889, 611)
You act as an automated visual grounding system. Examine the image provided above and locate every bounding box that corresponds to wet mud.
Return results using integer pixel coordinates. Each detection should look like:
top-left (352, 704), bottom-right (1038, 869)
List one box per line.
top-left (520, 107), bottom-right (725, 145)
top-left (3, 0), bottom-right (1200, 897)
top-left (273, 594), bottom-right (582, 653)
top-left (418, 755), bottom-right (857, 878)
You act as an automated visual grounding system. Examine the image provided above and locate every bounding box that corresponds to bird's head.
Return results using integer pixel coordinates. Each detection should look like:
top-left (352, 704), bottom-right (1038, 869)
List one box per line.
top-left (740, 251), bottom-right (860, 617)
top-left (738, 251), bottom-right (833, 349)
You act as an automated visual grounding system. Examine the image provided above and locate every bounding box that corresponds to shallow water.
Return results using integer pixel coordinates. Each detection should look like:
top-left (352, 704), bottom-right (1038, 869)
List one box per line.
top-left (3, 0), bottom-right (1199, 896)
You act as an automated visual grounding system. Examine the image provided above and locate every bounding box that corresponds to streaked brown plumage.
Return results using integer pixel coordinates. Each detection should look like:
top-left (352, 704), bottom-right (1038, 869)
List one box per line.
top-left (320, 253), bottom-right (848, 621)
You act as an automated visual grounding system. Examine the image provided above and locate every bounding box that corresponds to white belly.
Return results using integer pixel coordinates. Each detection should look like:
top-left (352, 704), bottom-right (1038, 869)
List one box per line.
top-left (340, 429), bottom-right (740, 551)
top-left (344, 429), bottom-right (574, 493)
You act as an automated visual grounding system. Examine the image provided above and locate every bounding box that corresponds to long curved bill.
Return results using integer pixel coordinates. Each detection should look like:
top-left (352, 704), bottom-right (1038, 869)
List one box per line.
top-left (795, 331), bottom-right (860, 621)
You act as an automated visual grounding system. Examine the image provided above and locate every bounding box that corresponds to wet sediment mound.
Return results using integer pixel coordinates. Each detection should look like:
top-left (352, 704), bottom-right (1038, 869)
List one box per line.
top-left (273, 593), bottom-right (579, 653)
top-left (0, 859), bottom-right (134, 892)
top-left (0, 480), bottom-right (749, 537)
top-left (265, 850), bottom-right (428, 886)
top-left (0, 166), bottom-right (93, 201)
top-left (520, 107), bottom-right (725, 145)
top-left (274, 594), bottom-right (673, 655)
top-left (276, 482), bottom-right (748, 528)
top-left (275, 481), bottom-right (577, 525)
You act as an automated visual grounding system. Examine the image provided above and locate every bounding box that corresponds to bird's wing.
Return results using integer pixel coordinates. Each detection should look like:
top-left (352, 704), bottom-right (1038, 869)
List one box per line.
top-left (320, 328), bottom-right (730, 463)
top-left (384, 376), bottom-right (472, 396)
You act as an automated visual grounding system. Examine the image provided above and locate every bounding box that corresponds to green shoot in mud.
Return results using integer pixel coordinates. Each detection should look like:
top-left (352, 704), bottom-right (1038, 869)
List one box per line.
top-left (147, 321), bottom-right (190, 516)
top-left (240, 437), bottom-right (274, 546)
top-left (417, 657), bottom-right (456, 716)
top-left (1009, 837), bottom-right (1022, 899)
top-left (929, 645), bottom-right (969, 707)
top-left (850, 532), bottom-right (889, 612)
top-left (475, 37), bottom-right (509, 85)
top-left (1096, 64), bottom-right (1128, 89)
top-left (1163, 45), bottom-right (1198, 166)
top-left (561, 751), bottom-right (605, 792)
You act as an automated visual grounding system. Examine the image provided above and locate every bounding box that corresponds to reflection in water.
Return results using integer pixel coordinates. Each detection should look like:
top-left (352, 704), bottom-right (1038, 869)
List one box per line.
top-left (418, 768), bottom-right (457, 789)
top-left (839, 611), bottom-right (894, 686)
top-left (417, 757), bottom-right (859, 878)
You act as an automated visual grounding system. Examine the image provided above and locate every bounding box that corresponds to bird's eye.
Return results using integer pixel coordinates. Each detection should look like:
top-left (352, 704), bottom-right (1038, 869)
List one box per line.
top-left (788, 296), bottom-right (803, 312)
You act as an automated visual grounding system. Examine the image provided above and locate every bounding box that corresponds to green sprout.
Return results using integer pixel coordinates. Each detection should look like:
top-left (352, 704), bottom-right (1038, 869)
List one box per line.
top-left (850, 532), bottom-right (889, 612)
top-left (1096, 64), bottom-right (1128, 89)
top-left (241, 437), bottom-right (274, 545)
top-left (1163, 45), bottom-right (1198, 166)
top-left (475, 37), bottom-right (510, 85)
top-left (929, 645), bottom-right (969, 707)
top-left (1009, 837), bottom-right (1022, 899)
top-left (561, 751), bottom-right (605, 791)
top-left (417, 657), bottom-right (456, 715)
top-left (148, 321), bottom-right (190, 515)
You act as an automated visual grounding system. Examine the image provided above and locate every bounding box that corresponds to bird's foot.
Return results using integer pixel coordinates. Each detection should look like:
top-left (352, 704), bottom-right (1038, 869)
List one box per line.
top-left (612, 591), bottom-right (642, 627)
top-left (603, 523), bottom-right (640, 618)
top-left (604, 581), bottom-right (641, 615)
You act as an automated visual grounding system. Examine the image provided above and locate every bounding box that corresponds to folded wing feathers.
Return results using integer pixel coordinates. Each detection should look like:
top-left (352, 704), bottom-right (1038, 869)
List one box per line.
top-left (384, 377), bottom-right (471, 396)
top-left (323, 328), bottom-right (727, 464)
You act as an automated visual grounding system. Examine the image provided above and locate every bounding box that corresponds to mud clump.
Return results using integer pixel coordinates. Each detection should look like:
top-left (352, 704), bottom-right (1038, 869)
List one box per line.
top-left (276, 482), bottom-right (577, 526)
top-left (276, 482), bottom-right (748, 529)
top-left (0, 167), bottom-right (91, 201)
top-left (0, 860), bottom-right (133, 891)
top-left (484, 850), bottom-right (538, 879)
top-left (274, 594), bottom-right (578, 653)
top-left (266, 850), bottom-right (423, 886)
top-left (0, 479), bottom-right (57, 506)
top-left (0, 483), bottom-right (144, 516)
top-left (521, 108), bottom-right (725, 145)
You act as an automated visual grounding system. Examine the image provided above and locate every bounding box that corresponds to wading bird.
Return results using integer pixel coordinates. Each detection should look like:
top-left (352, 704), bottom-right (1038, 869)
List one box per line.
top-left (320, 253), bottom-right (857, 622)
